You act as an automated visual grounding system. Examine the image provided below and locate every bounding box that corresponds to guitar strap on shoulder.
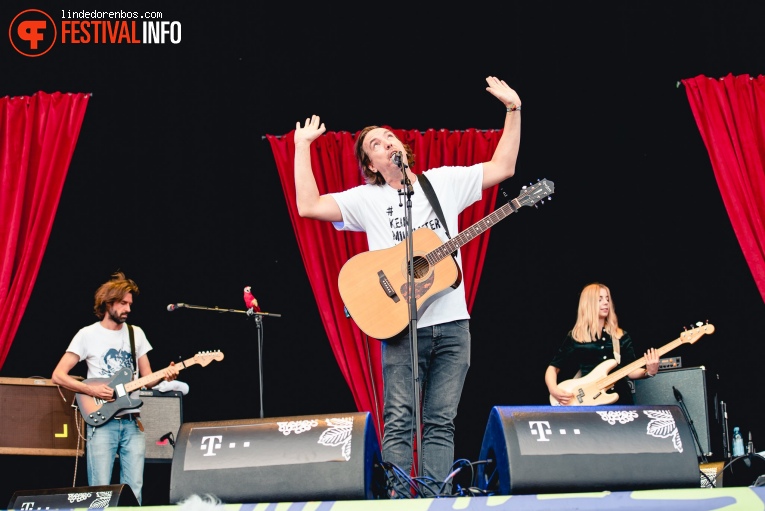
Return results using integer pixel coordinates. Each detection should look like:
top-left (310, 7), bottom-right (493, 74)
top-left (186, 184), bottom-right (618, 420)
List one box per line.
top-left (127, 324), bottom-right (137, 376)
top-left (417, 173), bottom-right (451, 239)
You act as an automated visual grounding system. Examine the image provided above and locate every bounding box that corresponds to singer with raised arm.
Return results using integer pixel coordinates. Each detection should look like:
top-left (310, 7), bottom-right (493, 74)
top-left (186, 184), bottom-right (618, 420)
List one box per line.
top-left (545, 282), bottom-right (660, 406)
top-left (293, 76), bottom-right (521, 497)
top-left (51, 271), bottom-right (180, 505)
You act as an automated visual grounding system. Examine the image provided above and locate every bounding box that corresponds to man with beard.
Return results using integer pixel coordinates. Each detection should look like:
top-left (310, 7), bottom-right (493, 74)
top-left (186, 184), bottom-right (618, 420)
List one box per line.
top-left (52, 271), bottom-right (179, 505)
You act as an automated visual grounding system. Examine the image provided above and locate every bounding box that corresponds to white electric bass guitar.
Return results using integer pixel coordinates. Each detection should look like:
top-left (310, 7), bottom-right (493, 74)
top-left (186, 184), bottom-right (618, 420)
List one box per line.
top-left (550, 322), bottom-right (714, 406)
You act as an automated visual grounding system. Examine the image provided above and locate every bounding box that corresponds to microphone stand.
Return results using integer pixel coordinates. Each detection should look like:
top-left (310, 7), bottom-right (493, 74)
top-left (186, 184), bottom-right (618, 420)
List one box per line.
top-left (673, 386), bottom-right (708, 463)
top-left (396, 154), bottom-right (423, 479)
top-left (720, 400), bottom-right (730, 459)
top-left (168, 302), bottom-right (281, 418)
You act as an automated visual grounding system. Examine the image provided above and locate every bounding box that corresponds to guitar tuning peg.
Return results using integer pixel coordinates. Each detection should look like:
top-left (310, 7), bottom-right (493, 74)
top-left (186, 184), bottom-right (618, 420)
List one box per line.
top-left (695, 321), bottom-right (703, 327)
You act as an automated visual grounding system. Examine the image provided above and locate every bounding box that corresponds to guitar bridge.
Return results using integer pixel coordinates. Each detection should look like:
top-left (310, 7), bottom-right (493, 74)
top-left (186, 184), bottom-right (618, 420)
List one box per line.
top-left (377, 271), bottom-right (400, 303)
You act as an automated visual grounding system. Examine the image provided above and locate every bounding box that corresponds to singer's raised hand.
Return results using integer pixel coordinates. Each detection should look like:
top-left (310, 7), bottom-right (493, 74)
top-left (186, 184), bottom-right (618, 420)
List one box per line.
top-left (485, 76), bottom-right (521, 110)
top-left (293, 114), bottom-right (342, 222)
top-left (294, 115), bottom-right (326, 146)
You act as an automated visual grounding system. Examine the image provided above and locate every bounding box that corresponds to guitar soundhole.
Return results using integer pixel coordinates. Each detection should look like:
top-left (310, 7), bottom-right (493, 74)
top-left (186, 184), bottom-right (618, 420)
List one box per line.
top-left (410, 256), bottom-right (430, 279)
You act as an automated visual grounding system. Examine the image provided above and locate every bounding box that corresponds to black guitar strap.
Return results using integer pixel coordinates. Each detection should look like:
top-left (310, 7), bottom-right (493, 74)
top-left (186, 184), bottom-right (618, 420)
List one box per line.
top-left (126, 323), bottom-right (145, 430)
top-left (417, 173), bottom-right (451, 239)
top-left (418, 173), bottom-right (458, 258)
top-left (127, 324), bottom-right (137, 376)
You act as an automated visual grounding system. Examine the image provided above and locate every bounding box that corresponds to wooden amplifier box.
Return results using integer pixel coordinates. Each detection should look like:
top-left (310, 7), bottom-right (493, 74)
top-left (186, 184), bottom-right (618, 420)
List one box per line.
top-left (0, 377), bottom-right (85, 456)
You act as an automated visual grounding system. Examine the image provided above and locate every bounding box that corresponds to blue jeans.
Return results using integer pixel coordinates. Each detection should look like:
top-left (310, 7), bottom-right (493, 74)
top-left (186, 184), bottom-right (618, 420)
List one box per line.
top-left (86, 418), bottom-right (145, 504)
top-left (381, 319), bottom-right (470, 496)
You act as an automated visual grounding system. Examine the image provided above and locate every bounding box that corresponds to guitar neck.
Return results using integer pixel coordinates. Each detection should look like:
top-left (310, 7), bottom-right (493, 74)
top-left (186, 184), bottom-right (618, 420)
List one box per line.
top-left (427, 200), bottom-right (518, 263)
top-left (598, 337), bottom-right (686, 389)
top-left (124, 356), bottom-right (196, 393)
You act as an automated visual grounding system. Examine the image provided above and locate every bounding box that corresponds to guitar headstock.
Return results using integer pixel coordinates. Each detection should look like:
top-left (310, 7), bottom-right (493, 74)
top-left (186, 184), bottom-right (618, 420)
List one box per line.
top-left (515, 178), bottom-right (554, 208)
top-left (680, 322), bottom-right (715, 344)
top-left (194, 350), bottom-right (225, 366)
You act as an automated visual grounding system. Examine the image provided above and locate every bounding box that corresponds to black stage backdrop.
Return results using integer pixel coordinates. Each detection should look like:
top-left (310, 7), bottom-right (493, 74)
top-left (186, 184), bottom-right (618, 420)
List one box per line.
top-left (2, 1), bottom-right (764, 505)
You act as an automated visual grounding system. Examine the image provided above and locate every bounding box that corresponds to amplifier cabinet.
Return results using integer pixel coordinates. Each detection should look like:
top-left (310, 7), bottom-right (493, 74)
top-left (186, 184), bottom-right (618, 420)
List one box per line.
top-left (633, 366), bottom-right (713, 458)
top-left (0, 377), bottom-right (84, 456)
top-left (135, 389), bottom-right (183, 463)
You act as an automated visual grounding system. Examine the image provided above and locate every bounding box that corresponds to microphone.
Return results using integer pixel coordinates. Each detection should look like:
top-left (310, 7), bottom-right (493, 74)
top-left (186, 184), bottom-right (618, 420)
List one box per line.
top-left (391, 151), bottom-right (403, 167)
top-left (672, 386), bottom-right (683, 402)
top-left (166, 303), bottom-right (186, 312)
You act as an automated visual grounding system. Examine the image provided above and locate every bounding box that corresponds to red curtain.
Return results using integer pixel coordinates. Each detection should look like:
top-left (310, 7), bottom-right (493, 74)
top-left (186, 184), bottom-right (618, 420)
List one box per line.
top-left (682, 74), bottom-right (765, 302)
top-left (0, 91), bottom-right (90, 369)
top-left (267, 127), bottom-right (502, 437)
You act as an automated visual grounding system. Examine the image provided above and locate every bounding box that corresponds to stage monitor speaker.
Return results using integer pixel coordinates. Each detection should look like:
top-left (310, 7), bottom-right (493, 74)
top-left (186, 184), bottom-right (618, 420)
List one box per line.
top-left (136, 389), bottom-right (183, 462)
top-left (7, 484), bottom-right (138, 509)
top-left (0, 377), bottom-right (84, 456)
top-left (633, 366), bottom-right (713, 458)
top-left (476, 405), bottom-right (701, 495)
top-left (169, 411), bottom-right (387, 503)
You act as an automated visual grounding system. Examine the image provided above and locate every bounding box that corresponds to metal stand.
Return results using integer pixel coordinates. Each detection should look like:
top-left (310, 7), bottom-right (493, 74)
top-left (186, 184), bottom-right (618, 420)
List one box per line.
top-left (251, 310), bottom-right (266, 418)
top-left (168, 302), bottom-right (281, 417)
top-left (673, 385), bottom-right (708, 463)
top-left (395, 153), bottom-right (422, 478)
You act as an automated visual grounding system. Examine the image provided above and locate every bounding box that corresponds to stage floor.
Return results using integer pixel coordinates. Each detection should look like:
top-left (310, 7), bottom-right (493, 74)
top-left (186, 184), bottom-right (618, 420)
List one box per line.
top-left (6, 487), bottom-right (765, 511)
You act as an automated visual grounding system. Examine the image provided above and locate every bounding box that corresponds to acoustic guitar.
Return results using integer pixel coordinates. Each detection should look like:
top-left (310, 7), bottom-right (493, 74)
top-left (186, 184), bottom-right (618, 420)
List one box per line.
top-left (338, 179), bottom-right (554, 340)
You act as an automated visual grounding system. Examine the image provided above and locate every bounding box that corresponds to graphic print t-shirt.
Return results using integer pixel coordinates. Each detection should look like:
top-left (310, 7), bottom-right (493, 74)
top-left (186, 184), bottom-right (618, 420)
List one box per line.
top-left (66, 322), bottom-right (153, 379)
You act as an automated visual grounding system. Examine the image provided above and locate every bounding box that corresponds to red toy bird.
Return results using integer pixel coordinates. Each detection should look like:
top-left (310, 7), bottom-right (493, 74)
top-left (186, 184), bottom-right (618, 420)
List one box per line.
top-left (243, 286), bottom-right (260, 312)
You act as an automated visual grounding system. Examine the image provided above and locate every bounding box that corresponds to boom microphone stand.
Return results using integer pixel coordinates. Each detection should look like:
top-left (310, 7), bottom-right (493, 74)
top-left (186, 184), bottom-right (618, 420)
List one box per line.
top-left (673, 386), bottom-right (708, 463)
top-left (166, 302), bottom-right (281, 418)
top-left (393, 150), bottom-right (423, 478)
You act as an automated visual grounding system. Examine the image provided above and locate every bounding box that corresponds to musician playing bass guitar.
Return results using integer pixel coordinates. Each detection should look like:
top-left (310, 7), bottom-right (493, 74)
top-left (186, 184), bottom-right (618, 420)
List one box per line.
top-left (545, 282), bottom-right (659, 406)
top-left (52, 271), bottom-right (179, 505)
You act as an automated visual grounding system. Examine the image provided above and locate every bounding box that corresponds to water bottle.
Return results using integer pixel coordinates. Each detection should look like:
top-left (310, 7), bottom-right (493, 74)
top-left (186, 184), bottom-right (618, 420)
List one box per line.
top-left (732, 426), bottom-right (745, 457)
